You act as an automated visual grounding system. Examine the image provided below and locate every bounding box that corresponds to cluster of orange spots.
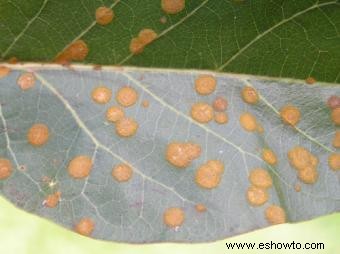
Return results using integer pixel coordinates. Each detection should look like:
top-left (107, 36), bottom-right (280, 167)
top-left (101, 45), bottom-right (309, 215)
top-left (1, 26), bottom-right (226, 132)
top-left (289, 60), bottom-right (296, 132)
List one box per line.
top-left (195, 160), bottom-right (224, 189)
top-left (161, 0), bottom-right (185, 14)
top-left (333, 131), bottom-right (340, 148)
top-left (166, 142), bottom-right (201, 168)
top-left (0, 158), bottom-right (12, 180)
top-left (67, 155), bottom-right (93, 179)
top-left (195, 203), bottom-right (207, 212)
top-left (163, 207), bottom-right (185, 228)
top-left (262, 148), bottom-right (277, 166)
top-left (112, 163), bottom-right (133, 182)
top-left (241, 86), bottom-right (259, 105)
top-left (305, 77), bottom-right (316, 85)
top-left (246, 168), bottom-right (272, 207)
top-left (328, 153), bottom-right (340, 171)
top-left (195, 75), bottom-right (216, 95)
top-left (95, 6), bottom-right (114, 26)
top-left (288, 146), bottom-right (319, 184)
top-left (129, 29), bottom-right (158, 55)
top-left (91, 86), bottom-right (112, 104)
top-left (280, 105), bottom-right (301, 126)
top-left (75, 218), bottom-right (95, 236)
top-left (55, 40), bottom-right (89, 64)
top-left (191, 102), bottom-right (214, 123)
top-left (17, 72), bottom-right (35, 90)
top-left (27, 123), bottom-right (50, 147)
top-left (44, 191), bottom-right (61, 208)
top-left (0, 66), bottom-right (10, 78)
top-left (265, 205), bottom-right (286, 225)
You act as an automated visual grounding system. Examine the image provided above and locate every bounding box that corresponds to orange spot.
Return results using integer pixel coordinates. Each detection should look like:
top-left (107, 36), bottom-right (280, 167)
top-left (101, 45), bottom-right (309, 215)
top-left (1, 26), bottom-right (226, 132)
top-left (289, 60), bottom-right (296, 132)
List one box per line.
top-left (95, 6), bottom-right (114, 26)
top-left (55, 40), bottom-right (89, 63)
top-left (332, 131), bottom-right (340, 148)
top-left (212, 96), bottom-right (228, 112)
top-left (0, 66), bottom-right (10, 78)
top-left (75, 218), bottom-right (95, 236)
top-left (129, 37), bottom-right (145, 55)
top-left (305, 77), bottom-right (316, 85)
top-left (0, 158), bottom-right (12, 180)
top-left (262, 148), bottom-right (277, 165)
top-left (45, 191), bottom-right (61, 208)
top-left (166, 142), bottom-right (201, 168)
top-left (298, 166), bottom-right (318, 184)
top-left (8, 57), bottom-right (18, 64)
top-left (288, 146), bottom-right (318, 171)
top-left (328, 153), bottom-right (340, 171)
top-left (163, 207), bottom-right (185, 227)
top-left (241, 86), bottom-right (259, 104)
top-left (195, 75), bottom-right (216, 95)
top-left (195, 160), bottom-right (224, 189)
top-left (195, 203), bottom-right (207, 212)
top-left (239, 112), bottom-right (258, 132)
top-left (112, 164), bottom-right (133, 182)
top-left (327, 96), bottom-right (340, 109)
top-left (115, 117), bottom-right (138, 137)
top-left (91, 86), bottom-right (112, 104)
top-left (331, 108), bottom-right (340, 125)
top-left (161, 0), bottom-right (185, 14)
top-left (106, 106), bottom-right (124, 123)
top-left (142, 100), bottom-right (150, 108)
top-left (27, 123), bottom-right (49, 147)
top-left (214, 112), bottom-right (228, 124)
top-left (294, 183), bottom-right (301, 192)
top-left (191, 102), bottom-right (214, 123)
top-left (68, 156), bottom-right (93, 179)
top-left (280, 105), bottom-right (301, 126)
top-left (116, 86), bottom-right (138, 107)
top-left (265, 205), bottom-right (286, 224)
top-left (249, 168), bottom-right (272, 189)
top-left (17, 72), bottom-right (35, 90)
top-left (246, 186), bottom-right (268, 206)
top-left (138, 29), bottom-right (157, 45)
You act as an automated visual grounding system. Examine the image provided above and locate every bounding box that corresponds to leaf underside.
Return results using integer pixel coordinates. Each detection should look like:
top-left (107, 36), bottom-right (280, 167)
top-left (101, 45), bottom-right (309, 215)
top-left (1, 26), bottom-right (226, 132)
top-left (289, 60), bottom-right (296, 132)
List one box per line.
top-left (0, 65), bottom-right (339, 243)
top-left (0, 0), bottom-right (339, 83)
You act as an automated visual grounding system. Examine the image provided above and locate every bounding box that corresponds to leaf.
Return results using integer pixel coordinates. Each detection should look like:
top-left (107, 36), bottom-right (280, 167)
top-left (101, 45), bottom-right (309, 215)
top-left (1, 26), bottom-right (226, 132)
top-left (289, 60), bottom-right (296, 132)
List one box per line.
top-left (0, 0), bottom-right (339, 82)
top-left (0, 64), bottom-right (339, 243)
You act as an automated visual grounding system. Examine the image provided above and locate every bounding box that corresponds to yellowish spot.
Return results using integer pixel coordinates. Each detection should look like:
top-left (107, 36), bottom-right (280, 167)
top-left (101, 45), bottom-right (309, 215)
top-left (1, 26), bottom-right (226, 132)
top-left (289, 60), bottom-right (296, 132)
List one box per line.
top-left (241, 86), bottom-right (259, 104)
top-left (249, 168), bottom-right (272, 189)
top-left (288, 146), bottom-right (318, 171)
top-left (166, 142), bottom-right (201, 168)
top-left (115, 117), bottom-right (138, 137)
top-left (116, 86), bottom-right (138, 107)
top-left (246, 186), bottom-right (269, 206)
top-left (298, 166), bottom-right (319, 184)
top-left (45, 191), bottom-right (61, 208)
top-left (163, 207), bottom-right (185, 227)
top-left (0, 66), bottom-right (10, 78)
top-left (161, 0), bottom-right (185, 14)
top-left (195, 203), bottom-right (207, 212)
top-left (332, 131), bottom-right (340, 148)
top-left (91, 86), bottom-right (112, 104)
top-left (68, 156), bottom-right (93, 179)
top-left (106, 106), bottom-right (124, 123)
top-left (328, 153), bottom-right (340, 171)
top-left (95, 6), bottom-right (114, 26)
top-left (17, 72), bottom-right (35, 90)
top-left (194, 75), bottom-right (216, 95)
top-left (239, 112), bottom-right (258, 132)
top-left (212, 96), bottom-right (228, 112)
top-left (265, 205), bottom-right (286, 225)
top-left (75, 218), bottom-right (95, 236)
top-left (262, 148), bottom-right (277, 166)
top-left (55, 40), bottom-right (89, 64)
top-left (112, 164), bottom-right (133, 182)
top-left (0, 158), bottom-right (12, 180)
top-left (331, 108), bottom-right (340, 126)
top-left (191, 102), bottom-right (214, 123)
top-left (27, 123), bottom-right (49, 147)
top-left (280, 105), bottom-right (301, 126)
top-left (214, 112), bottom-right (228, 124)
top-left (195, 160), bottom-right (224, 189)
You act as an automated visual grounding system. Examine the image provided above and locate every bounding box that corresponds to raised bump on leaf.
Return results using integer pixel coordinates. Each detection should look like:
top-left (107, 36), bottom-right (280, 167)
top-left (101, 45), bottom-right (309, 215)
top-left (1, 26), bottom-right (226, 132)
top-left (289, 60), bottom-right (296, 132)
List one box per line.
top-left (161, 0), bottom-right (185, 14)
top-left (249, 168), bottom-right (273, 189)
top-left (332, 131), bottom-right (340, 148)
top-left (166, 142), bottom-right (201, 168)
top-left (163, 207), bottom-right (185, 228)
top-left (44, 191), bottom-right (61, 208)
top-left (115, 117), bottom-right (138, 137)
top-left (305, 77), bottom-right (316, 85)
top-left (112, 163), bottom-right (133, 182)
top-left (0, 158), bottom-right (12, 180)
top-left (239, 112), bottom-right (258, 132)
top-left (214, 112), bottom-right (228, 124)
top-left (91, 86), bottom-right (112, 104)
top-left (106, 106), bottom-right (125, 123)
top-left (195, 160), bottom-right (224, 189)
top-left (331, 108), bottom-right (340, 125)
top-left (280, 105), bottom-right (301, 126)
top-left (328, 153), bottom-right (340, 171)
top-left (116, 86), bottom-right (138, 107)
top-left (194, 75), bottom-right (216, 95)
top-left (212, 96), bottom-right (228, 112)
top-left (261, 149), bottom-right (277, 166)
top-left (241, 86), bottom-right (259, 105)
top-left (27, 123), bottom-right (49, 147)
top-left (95, 6), bottom-right (114, 26)
top-left (246, 186), bottom-right (268, 207)
top-left (0, 66), bottom-right (11, 78)
top-left (68, 156), bottom-right (93, 179)
top-left (190, 102), bottom-right (214, 123)
top-left (327, 96), bottom-right (340, 109)
top-left (17, 72), bottom-right (35, 90)
top-left (265, 205), bottom-right (286, 225)
top-left (75, 218), bottom-right (95, 236)
top-left (195, 203), bottom-right (207, 212)
top-left (55, 40), bottom-right (89, 64)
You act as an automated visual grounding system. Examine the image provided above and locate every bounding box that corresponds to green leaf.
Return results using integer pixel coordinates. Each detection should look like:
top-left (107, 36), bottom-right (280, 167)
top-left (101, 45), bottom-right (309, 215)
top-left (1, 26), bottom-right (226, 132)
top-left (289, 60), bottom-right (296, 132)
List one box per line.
top-left (0, 64), bottom-right (339, 243)
top-left (0, 0), bottom-right (339, 82)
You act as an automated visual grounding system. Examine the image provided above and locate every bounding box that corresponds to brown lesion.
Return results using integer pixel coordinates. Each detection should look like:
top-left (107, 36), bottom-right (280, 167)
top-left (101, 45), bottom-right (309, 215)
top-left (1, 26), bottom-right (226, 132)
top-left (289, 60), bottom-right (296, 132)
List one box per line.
top-left (54, 40), bottom-right (89, 64)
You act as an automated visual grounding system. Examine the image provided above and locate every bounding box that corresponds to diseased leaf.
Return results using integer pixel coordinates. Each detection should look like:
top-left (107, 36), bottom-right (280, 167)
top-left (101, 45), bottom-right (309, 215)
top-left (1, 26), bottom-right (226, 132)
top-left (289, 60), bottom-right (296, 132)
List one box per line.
top-left (0, 0), bottom-right (339, 82)
top-left (0, 64), bottom-right (339, 243)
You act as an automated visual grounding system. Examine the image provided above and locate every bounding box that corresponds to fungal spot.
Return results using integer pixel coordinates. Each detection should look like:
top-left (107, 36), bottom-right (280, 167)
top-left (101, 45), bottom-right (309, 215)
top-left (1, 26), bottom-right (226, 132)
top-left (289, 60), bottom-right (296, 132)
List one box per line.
top-left (327, 95), bottom-right (340, 109)
top-left (138, 29), bottom-right (158, 45)
top-left (298, 166), bottom-right (318, 184)
top-left (246, 186), bottom-right (268, 206)
top-left (112, 163), bottom-right (133, 182)
top-left (262, 148), bottom-right (277, 166)
top-left (68, 156), bottom-right (93, 179)
top-left (93, 65), bottom-right (102, 71)
top-left (328, 153), bottom-right (340, 171)
top-left (195, 160), bottom-right (224, 189)
top-left (191, 102), bottom-right (214, 123)
top-left (0, 158), bottom-right (12, 180)
top-left (163, 207), bottom-right (185, 228)
top-left (288, 146), bottom-right (318, 171)
top-left (249, 168), bottom-right (272, 189)
top-left (91, 86), bottom-right (112, 104)
top-left (305, 77), bottom-right (316, 85)
top-left (27, 123), bottom-right (49, 147)
top-left (116, 86), bottom-right (138, 107)
top-left (256, 123), bottom-right (264, 133)
top-left (331, 108), bottom-right (340, 125)
top-left (0, 66), bottom-right (10, 78)
top-left (332, 131), bottom-right (340, 148)
top-left (195, 203), bottom-right (207, 212)
top-left (214, 112), bottom-right (229, 124)
top-left (17, 72), bottom-right (35, 90)
top-left (55, 40), bottom-right (89, 63)
top-left (142, 100), bottom-right (150, 108)
top-left (44, 191), bottom-right (61, 208)
top-left (106, 106), bottom-right (124, 123)
top-left (8, 57), bottom-right (18, 64)
top-left (280, 105), bottom-right (301, 126)
top-left (161, 0), bottom-right (185, 14)
top-left (95, 6), bottom-right (114, 26)
top-left (241, 86), bottom-right (259, 104)
top-left (194, 75), bottom-right (216, 95)
top-left (212, 96), bottom-right (228, 112)
top-left (239, 112), bottom-right (258, 132)
top-left (160, 16), bottom-right (167, 24)
top-left (129, 38), bottom-right (145, 55)
top-left (166, 142), bottom-right (201, 168)
top-left (294, 183), bottom-right (301, 192)
top-left (265, 205), bottom-right (286, 225)
top-left (75, 218), bottom-right (95, 236)
top-left (115, 117), bottom-right (138, 137)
